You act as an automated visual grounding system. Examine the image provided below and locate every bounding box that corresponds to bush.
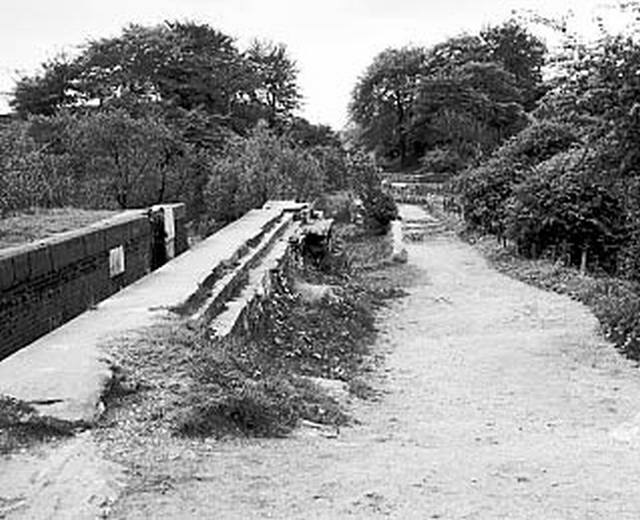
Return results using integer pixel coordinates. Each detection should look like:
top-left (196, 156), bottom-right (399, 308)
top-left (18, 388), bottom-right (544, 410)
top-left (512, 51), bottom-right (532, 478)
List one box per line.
top-left (316, 192), bottom-right (357, 223)
top-left (505, 146), bottom-right (626, 271)
top-left (362, 189), bottom-right (398, 234)
top-left (0, 122), bottom-right (58, 215)
top-left (205, 123), bottom-right (327, 225)
top-left (455, 119), bottom-right (581, 237)
top-left (345, 149), bottom-right (398, 233)
top-left (419, 146), bottom-right (465, 176)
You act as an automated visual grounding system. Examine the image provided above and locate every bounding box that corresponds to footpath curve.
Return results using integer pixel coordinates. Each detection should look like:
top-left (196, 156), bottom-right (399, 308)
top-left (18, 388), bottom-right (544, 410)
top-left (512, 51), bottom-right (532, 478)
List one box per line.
top-left (109, 204), bottom-right (640, 518)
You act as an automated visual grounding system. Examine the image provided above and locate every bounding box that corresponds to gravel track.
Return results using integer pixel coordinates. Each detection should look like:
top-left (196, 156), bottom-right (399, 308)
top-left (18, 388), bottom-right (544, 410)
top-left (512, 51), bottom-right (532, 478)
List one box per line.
top-left (109, 204), bottom-right (640, 519)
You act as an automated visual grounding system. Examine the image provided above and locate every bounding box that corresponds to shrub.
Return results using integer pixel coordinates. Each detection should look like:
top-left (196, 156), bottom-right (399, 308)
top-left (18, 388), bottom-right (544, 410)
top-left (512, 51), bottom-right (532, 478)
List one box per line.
top-left (455, 119), bottom-right (581, 236)
top-left (205, 123), bottom-right (327, 225)
top-left (420, 146), bottom-right (465, 175)
top-left (346, 149), bottom-right (398, 233)
top-left (362, 189), bottom-right (399, 234)
top-left (505, 146), bottom-right (626, 271)
top-left (0, 122), bottom-right (54, 215)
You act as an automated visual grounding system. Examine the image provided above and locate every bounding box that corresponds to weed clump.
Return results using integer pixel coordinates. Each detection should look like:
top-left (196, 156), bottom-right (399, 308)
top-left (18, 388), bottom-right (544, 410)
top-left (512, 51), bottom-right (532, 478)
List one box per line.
top-left (0, 396), bottom-right (78, 454)
top-left (173, 276), bottom-right (372, 438)
top-left (170, 226), bottom-right (401, 438)
top-left (101, 224), bottom-right (405, 441)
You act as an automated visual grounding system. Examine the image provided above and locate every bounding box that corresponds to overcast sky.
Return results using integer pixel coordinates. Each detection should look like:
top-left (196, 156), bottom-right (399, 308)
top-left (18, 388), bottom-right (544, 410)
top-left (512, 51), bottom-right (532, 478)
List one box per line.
top-left (0, 0), bottom-right (622, 128)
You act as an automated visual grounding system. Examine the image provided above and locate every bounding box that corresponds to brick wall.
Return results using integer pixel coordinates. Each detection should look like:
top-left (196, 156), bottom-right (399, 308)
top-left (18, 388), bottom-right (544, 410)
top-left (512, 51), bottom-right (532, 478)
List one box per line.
top-left (0, 203), bottom-right (187, 361)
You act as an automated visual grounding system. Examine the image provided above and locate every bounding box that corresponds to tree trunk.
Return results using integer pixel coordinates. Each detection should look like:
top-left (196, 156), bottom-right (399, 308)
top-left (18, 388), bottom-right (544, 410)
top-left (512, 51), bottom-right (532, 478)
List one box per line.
top-left (580, 248), bottom-right (588, 275)
top-left (399, 135), bottom-right (407, 169)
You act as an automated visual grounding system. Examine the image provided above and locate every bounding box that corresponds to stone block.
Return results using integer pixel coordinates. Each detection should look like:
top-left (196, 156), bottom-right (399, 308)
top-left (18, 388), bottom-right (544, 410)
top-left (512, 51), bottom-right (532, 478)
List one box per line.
top-left (105, 221), bottom-right (131, 249)
top-left (49, 234), bottom-right (85, 271)
top-left (11, 249), bottom-right (31, 284)
top-left (29, 244), bottom-right (53, 277)
top-left (0, 255), bottom-right (15, 291)
top-left (129, 218), bottom-right (150, 241)
top-left (83, 228), bottom-right (106, 257)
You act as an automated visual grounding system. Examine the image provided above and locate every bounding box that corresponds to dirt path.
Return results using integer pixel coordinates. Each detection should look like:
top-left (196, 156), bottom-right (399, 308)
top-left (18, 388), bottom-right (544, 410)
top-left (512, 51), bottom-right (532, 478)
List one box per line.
top-left (110, 205), bottom-right (640, 519)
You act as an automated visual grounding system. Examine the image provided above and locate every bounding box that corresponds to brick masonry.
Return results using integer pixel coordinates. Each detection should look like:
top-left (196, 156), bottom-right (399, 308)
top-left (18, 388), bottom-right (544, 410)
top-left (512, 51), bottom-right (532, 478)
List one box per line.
top-left (0, 204), bottom-right (188, 361)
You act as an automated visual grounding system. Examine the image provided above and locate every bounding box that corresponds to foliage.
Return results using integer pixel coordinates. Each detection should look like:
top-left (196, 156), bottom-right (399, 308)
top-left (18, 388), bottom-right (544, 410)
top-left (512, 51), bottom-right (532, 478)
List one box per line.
top-left (11, 56), bottom-right (79, 117)
top-left (285, 116), bottom-right (342, 148)
top-left (6, 20), bottom-right (354, 224)
top-left (481, 20), bottom-right (547, 109)
top-left (361, 189), bottom-right (399, 234)
top-left (457, 119), bottom-right (580, 237)
top-left (505, 147), bottom-right (626, 269)
top-left (457, 4), bottom-right (640, 279)
top-left (349, 47), bottom-right (428, 169)
top-left (349, 20), bottom-right (546, 172)
top-left (246, 40), bottom-right (301, 127)
top-left (30, 109), bottom-right (195, 209)
top-left (72, 110), bottom-right (193, 208)
top-left (0, 122), bottom-right (53, 214)
top-left (11, 22), bottom-right (301, 134)
top-left (412, 61), bottom-right (527, 167)
top-left (345, 149), bottom-right (398, 233)
top-left (419, 146), bottom-right (465, 174)
top-left (205, 123), bottom-right (327, 224)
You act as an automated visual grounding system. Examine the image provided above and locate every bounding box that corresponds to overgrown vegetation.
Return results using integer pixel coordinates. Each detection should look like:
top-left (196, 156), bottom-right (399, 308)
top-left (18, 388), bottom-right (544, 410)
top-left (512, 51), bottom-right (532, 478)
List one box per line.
top-left (432, 4), bottom-right (640, 360)
top-left (101, 223), bottom-right (404, 441)
top-left (0, 396), bottom-right (79, 454)
top-left (1, 21), bottom-right (356, 228)
top-left (456, 4), bottom-right (640, 277)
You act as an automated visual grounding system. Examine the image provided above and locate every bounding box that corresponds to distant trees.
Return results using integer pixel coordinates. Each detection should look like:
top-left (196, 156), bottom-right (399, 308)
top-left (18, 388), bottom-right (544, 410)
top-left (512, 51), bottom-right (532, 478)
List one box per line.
top-left (349, 20), bottom-right (546, 173)
top-left (3, 20), bottom-right (353, 223)
top-left (205, 121), bottom-right (330, 224)
top-left (11, 22), bottom-right (301, 134)
top-left (480, 20), bottom-right (546, 109)
top-left (246, 40), bottom-right (301, 128)
top-left (349, 47), bottom-right (428, 169)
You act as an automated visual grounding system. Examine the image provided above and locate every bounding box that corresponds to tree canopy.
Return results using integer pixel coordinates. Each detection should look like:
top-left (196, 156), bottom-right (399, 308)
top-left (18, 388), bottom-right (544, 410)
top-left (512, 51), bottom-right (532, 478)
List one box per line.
top-left (11, 22), bottom-right (301, 135)
top-left (4, 19), bottom-right (353, 224)
top-left (349, 20), bottom-right (546, 172)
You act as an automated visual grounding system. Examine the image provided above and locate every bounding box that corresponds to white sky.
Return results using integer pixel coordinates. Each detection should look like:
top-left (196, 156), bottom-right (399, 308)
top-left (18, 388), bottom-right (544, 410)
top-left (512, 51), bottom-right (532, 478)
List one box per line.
top-left (0, 0), bottom-right (628, 129)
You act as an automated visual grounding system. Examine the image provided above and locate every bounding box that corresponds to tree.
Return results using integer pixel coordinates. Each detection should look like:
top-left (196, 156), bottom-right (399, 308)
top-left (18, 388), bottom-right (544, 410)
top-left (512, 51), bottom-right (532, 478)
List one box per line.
top-left (426, 35), bottom-right (487, 72)
top-left (205, 123), bottom-right (327, 224)
top-left (349, 47), bottom-right (428, 169)
top-left (246, 40), bottom-right (301, 127)
top-left (285, 116), bottom-right (341, 148)
top-left (412, 61), bottom-right (526, 168)
top-left (11, 56), bottom-right (79, 117)
top-left (481, 20), bottom-right (547, 109)
top-left (28, 109), bottom-right (193, 209)
top-left (10, 22), bottom-right (302, 136)
top-left (349, 21), bottom-right (546, 173)
top-left (0, 121), bottom-right (51, 213)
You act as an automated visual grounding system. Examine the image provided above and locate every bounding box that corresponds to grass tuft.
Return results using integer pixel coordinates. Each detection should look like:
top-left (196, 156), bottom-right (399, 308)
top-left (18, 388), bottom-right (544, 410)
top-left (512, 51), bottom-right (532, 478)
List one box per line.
top-left (0, 395), bottom-right (79, 454)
